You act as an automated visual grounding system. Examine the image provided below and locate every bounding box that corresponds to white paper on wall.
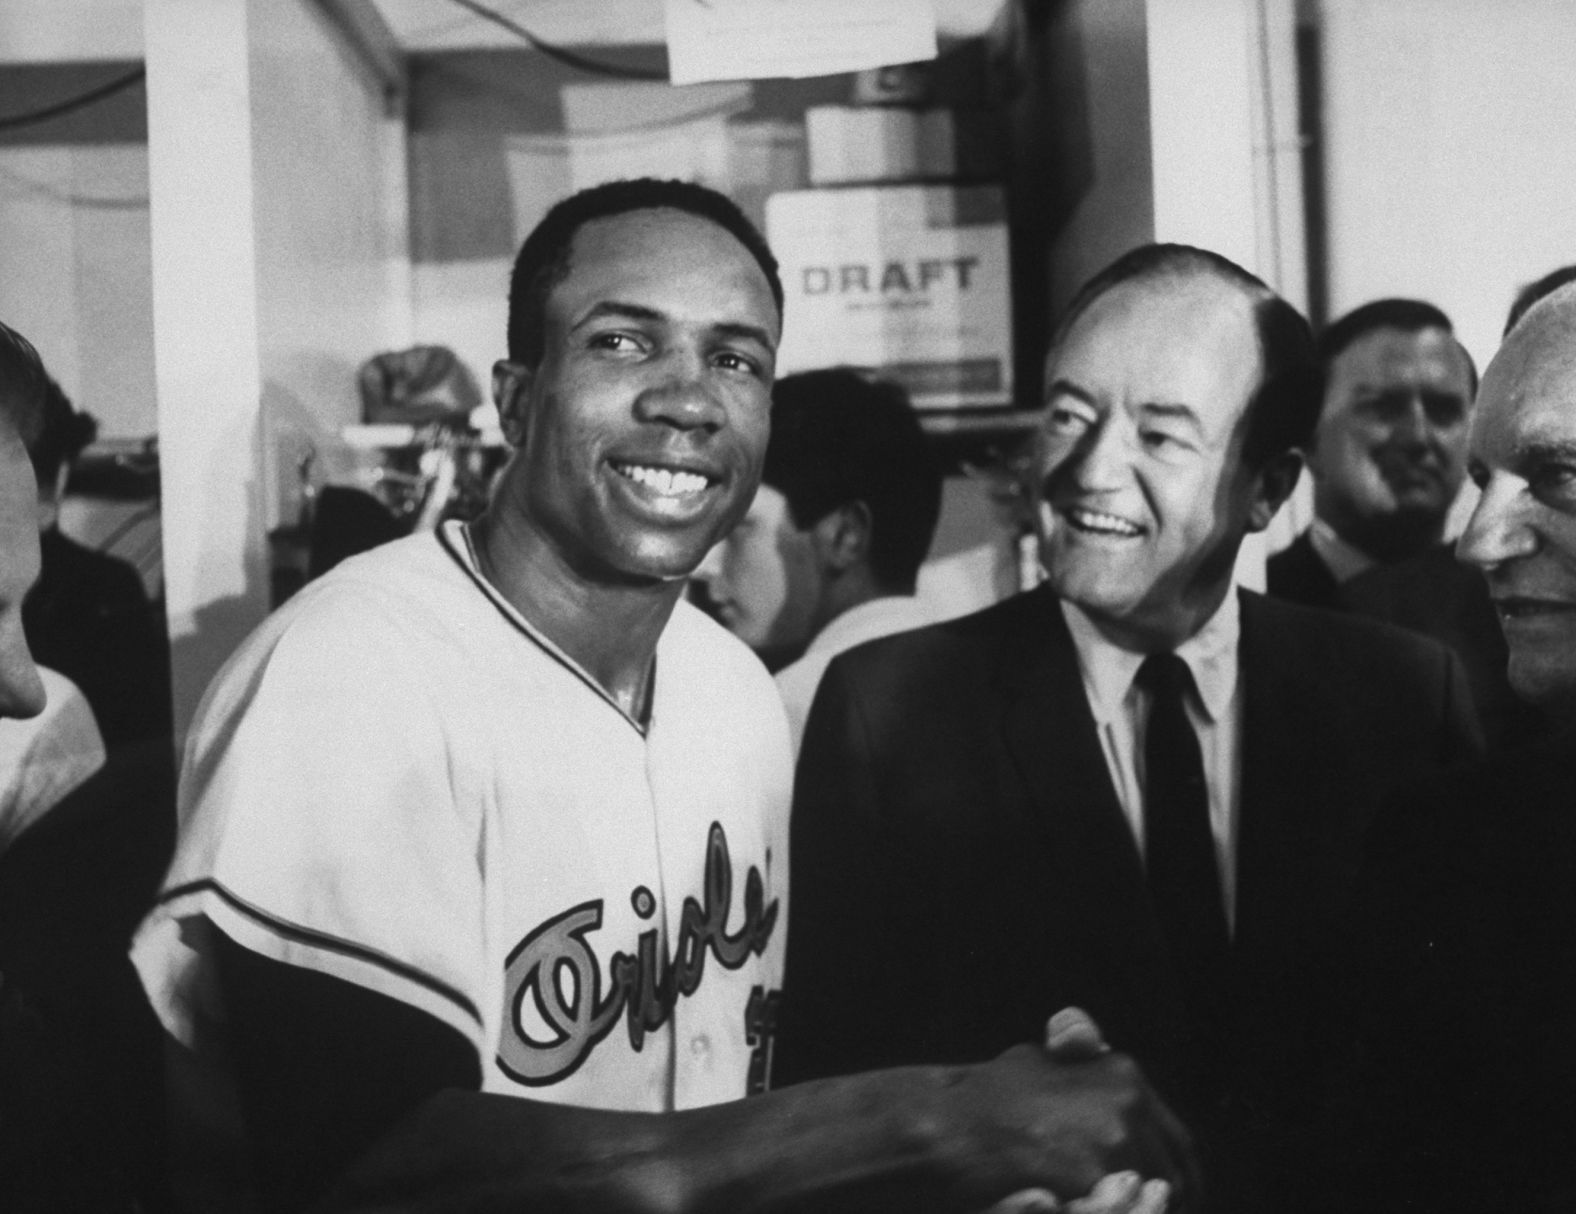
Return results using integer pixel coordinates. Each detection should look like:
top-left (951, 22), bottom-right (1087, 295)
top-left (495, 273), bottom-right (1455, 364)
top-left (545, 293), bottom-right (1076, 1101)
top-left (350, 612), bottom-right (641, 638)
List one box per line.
top-left (663, 0), bottom-right (938, 85)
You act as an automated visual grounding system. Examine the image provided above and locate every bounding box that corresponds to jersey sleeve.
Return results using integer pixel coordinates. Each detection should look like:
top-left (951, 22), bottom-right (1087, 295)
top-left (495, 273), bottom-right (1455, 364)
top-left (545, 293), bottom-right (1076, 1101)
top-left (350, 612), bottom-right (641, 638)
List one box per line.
top-left (133, 586), bottom-right (488, 1058)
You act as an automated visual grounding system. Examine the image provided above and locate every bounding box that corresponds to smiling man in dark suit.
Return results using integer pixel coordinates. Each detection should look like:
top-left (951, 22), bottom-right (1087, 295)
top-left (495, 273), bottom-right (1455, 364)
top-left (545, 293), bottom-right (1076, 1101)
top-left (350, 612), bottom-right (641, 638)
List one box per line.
top-left (779, 244), bottom-right (1482, 1213)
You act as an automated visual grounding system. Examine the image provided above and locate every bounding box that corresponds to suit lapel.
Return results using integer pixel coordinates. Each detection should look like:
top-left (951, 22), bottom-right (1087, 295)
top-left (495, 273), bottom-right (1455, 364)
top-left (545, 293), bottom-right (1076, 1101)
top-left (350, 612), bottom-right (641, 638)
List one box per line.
top-left (995, 589), bottom-right (1194, 1078)
top-left (996, 590), bottom-right (1141, 877)
top-left (1235, 591), bottom-right (1333, 955)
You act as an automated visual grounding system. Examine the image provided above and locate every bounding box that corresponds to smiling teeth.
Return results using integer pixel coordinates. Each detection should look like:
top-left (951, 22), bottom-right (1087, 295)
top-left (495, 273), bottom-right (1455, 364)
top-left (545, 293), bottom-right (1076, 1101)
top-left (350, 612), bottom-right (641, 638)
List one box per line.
top-left (1069, 508), bottom-right (1142, 536)
top-left (619, 463), bottom-right (709, 496)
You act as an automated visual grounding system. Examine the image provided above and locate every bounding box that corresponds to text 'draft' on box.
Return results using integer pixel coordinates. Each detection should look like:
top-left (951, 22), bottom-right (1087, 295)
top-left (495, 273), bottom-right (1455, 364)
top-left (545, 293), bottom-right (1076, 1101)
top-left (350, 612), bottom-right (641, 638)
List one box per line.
top-left (767, 186), bottom-right (1012, 410)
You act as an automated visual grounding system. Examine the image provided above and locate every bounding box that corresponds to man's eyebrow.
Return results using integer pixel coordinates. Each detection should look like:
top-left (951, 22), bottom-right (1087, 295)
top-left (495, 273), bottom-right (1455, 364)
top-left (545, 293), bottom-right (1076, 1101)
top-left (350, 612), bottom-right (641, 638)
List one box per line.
top-left (573, 302), bottom-right (775, 349)
top-left (1138, 401), bottom-right (1203, 429)
top-left (710, 320), bottom-right (776, 349)
top-left (1044, 378), bottom-right (1095, 405)
top-left (1518, 438), bottom-right (1576, 464)
top-left (573, 300), bottom-right (664, 329)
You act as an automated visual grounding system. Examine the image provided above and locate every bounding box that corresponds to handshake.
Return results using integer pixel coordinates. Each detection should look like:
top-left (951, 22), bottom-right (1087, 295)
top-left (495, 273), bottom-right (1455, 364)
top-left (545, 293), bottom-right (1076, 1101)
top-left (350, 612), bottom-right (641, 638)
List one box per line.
top-left (983, 1008), bottom-right (1185, 1214)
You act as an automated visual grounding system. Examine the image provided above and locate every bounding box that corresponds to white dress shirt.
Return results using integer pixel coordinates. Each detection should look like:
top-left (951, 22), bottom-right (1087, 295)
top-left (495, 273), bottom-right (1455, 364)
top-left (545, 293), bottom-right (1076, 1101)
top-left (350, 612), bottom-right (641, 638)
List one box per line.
top-left (1061, 593), bottom-right (1244, 930)
top-left (776, 595), bottom-right (935, 757)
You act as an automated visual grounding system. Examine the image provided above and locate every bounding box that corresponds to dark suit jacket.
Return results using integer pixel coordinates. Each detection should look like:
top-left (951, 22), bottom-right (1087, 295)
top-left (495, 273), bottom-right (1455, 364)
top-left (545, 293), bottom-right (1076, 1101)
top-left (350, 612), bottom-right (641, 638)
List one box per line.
top-left (0, 739), bottom-right (176, 1211)
top-left (1265, 531), bottom-right (1342, 611)
top-left (23, 528), bottom-right (173, 752)
top-left (1330, 729), bottom-right (1576, 1214)
top-left (1342, 542), bottom-right (1546, 752)
top-left (779, 586), bottom-right (1480, 1212)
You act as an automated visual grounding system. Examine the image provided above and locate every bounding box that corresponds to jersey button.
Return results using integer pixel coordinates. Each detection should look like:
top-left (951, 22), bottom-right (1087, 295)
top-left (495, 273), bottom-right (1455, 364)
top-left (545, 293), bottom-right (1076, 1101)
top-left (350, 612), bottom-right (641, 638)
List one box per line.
top-left (690, 1034), bottom-right (710, 1057)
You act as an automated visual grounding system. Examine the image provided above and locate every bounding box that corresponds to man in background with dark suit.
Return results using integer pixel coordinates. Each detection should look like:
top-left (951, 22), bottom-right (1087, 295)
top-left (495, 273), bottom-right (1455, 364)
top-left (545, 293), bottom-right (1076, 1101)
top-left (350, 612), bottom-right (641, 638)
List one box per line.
top-left (1268, 298), bottom-right (1539, 749)
top-left (1268, 299), bottom-right (1476, 609)
top-left (780, 246), bottom-right (1480, 1213)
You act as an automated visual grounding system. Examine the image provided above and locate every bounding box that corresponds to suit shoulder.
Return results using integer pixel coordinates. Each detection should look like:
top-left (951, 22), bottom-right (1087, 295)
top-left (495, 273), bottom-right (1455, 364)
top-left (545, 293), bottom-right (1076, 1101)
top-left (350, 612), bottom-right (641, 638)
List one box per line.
top-left (1244, 588), bottom-right (1455, 668)
top-left (828, 587), bottom-right (1053, 682)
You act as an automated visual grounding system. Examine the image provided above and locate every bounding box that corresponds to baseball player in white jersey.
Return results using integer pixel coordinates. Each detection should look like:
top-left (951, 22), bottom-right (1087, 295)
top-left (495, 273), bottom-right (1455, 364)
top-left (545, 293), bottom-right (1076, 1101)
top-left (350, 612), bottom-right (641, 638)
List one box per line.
top-left (136, 519), bottom-right (790, 1114)
top-left (132, 179), bottom-right (1191, 1214)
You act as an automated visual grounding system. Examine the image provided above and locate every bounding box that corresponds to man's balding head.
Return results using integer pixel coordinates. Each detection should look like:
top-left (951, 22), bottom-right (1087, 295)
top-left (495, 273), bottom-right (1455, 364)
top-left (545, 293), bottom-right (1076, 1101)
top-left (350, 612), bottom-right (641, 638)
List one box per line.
top-left (1458, 283), bottom-right (1576, 723)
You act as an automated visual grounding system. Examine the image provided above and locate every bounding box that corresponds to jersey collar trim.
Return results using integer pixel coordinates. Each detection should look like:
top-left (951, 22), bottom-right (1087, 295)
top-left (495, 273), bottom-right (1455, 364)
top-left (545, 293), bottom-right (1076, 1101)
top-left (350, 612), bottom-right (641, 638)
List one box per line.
top-left (436, 521), bottom-right (650, 738)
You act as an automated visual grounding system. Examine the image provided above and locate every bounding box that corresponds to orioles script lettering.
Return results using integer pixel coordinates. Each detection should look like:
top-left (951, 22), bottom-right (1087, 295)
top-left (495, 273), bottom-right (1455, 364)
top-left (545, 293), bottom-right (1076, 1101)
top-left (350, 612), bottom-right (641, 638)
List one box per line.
top-left (497, 821), bottom-right (778, 1085)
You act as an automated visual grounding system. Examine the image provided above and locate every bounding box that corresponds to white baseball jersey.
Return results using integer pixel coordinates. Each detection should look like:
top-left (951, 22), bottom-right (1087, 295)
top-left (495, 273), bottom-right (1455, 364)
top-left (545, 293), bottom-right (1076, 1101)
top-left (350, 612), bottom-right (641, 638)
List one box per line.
top-left (133, 520), bottom-right (792, 1124)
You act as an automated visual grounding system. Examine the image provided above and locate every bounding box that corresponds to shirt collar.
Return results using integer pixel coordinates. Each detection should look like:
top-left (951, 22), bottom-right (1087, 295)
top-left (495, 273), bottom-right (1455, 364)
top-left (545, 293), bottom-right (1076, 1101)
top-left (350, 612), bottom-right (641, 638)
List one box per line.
top-left (1308, 516), bottom-right (1378, 583)
top-left (1061, 588), bottom-right (1241, 724)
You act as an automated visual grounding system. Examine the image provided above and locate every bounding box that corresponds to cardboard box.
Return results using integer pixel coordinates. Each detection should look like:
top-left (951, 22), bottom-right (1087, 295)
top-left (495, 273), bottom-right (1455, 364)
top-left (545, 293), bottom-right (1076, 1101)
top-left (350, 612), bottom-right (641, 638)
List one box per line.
top-left (767, 185), bottom-right (1013, 409)
top-left (805, 105), bottom-right (956, 184)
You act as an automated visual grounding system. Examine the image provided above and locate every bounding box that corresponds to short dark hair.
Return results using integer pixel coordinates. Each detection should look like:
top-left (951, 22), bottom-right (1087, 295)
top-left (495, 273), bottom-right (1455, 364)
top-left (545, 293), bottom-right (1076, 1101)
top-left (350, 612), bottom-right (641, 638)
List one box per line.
top-left (506, 178), bottom-right (783, 368)
top-left (763, 368), bottom-right (942, 591)
top-left (1049, 243), bottom-right (1322, 468)
top-left (1318, 297), bottom-right (1477, 396)
top-left (1504, 265), bottom-right (1576, 336)
top-left (29, 378), bottom-right (98, 484)
top-left (0, 323), bottom-right (98, 484)
top-left (0, 320), bottom-right (47, 435)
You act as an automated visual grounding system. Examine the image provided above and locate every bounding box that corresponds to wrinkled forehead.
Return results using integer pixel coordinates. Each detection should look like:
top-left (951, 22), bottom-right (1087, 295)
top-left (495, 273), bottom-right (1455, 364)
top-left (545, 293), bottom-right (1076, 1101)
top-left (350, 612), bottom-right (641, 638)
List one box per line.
top-left (1331, 324), bottom-right (1465, 377)
top-left (1053, 267), bottom-right (1259, 358)
top-left (1475, 297), bottom-right (1576, 449)
top-left (1484, 291), bottom-right (1576, 409)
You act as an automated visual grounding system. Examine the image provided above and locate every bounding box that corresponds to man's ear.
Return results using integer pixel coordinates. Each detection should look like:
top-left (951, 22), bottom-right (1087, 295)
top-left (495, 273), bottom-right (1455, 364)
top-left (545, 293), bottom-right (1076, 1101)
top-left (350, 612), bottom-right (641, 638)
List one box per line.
top-left (1246, 449), bottom-right (1304, 533)
top-left (812, 501), bottom-right (872, 572)
top-left (36, 462), bottom-right (67, 533)
top-left (492, 359), bottom-right (535, 448)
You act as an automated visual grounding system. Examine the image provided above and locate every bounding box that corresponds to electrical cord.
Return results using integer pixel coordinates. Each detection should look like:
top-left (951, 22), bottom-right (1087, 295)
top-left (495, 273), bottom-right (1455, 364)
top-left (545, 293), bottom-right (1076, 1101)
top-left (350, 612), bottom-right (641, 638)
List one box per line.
top-left (444, 0), bottom-right (668, 81)
top-left (0, 66), bottom-right (146, 133)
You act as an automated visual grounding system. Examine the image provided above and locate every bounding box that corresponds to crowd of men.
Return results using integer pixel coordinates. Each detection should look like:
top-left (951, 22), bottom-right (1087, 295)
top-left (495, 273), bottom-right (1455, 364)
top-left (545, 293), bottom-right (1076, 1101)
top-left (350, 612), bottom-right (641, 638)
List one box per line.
top-left (1, 175), bottom-right (1573, 1214)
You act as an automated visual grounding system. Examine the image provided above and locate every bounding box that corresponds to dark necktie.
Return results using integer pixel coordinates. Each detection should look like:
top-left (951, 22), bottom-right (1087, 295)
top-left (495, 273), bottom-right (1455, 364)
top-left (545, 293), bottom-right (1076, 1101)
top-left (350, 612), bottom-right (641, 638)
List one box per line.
top-left (1137, 653), bottom-right (1231, 1102)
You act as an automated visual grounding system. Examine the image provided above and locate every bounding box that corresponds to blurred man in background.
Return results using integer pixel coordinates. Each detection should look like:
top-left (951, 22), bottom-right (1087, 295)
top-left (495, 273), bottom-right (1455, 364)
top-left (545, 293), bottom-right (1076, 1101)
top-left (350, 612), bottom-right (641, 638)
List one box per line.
top-left (696, 367), bottom-right (942, 751)
top-left (1267, 299), bottom-right (1538, 748)
top-left (1269, 298), bottom-right (1476, 605)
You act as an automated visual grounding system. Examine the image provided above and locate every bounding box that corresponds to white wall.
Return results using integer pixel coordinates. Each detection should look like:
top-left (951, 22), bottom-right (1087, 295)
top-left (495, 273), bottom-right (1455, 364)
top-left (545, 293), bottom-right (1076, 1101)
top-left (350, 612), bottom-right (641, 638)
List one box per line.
top-left (1322, 0), bottom-right (1576, 372)
top-left (0, 4), bottom-right (152, 434)
top-left (249, 0), bottom-right (413, 532)
top-left (1043, 0), bottom-right (1156, 317)
top-left (1320, 0), bottom-right (1576, 539)
top-left (0, 143), bottom-right (155, 438)
top-left (1146, 0), bottom-right (1259, 268)
top-left (146, 0), bottom-right (410, 737)
top-left (0, 0), bottom-right (142, 62)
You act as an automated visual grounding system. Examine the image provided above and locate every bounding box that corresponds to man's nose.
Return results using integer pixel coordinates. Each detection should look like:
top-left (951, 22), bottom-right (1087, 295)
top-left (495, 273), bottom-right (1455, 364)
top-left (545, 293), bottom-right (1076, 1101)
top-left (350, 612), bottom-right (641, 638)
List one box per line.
top-left (1392, 395), bottom-right (1432, 446)
top-left (0, 623), bottom-right (45, 720)
top-left (635, 351), bottom-right (726, 431)
top-left (1062, 420), bottom-right (1129, 491)
top-left (1458, 474), bottom-right (1537, 570)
